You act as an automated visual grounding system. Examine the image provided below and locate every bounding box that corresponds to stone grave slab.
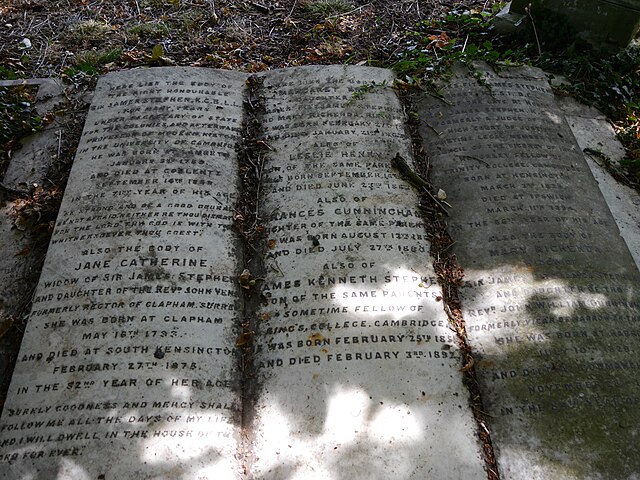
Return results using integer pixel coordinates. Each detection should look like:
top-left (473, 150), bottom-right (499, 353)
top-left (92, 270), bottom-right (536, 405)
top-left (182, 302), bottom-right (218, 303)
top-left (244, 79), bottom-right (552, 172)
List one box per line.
top-left (0, 67), bottom-right (248, 479)
top-left (0, 78), bottom-right (70, 412)
top-left (1, 63), bottom-right (639, 479)
top-left (249, 66), bottom-right (485, 479)
top-left (416, 62), bottom-right (640, 479)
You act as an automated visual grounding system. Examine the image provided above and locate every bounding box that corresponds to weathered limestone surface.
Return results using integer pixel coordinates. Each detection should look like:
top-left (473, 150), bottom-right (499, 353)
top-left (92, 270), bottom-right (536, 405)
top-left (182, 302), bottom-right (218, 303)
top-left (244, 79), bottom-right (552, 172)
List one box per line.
top-left (2, 78), bottom-right (68, 189)
top-left (0, 78), bottom-right (68, 323)
top-left (556, 96), bottom-right (640, 269)
top-left (0, 67), bottom-right (248, 479)
top-left (417, 63), bottom-right (640, 479)
top-left (3, 64), bottom-right (639, 479)
top-left (0, 66), bottom-right (486, 479)
top-left (0, 202), bottom-right (35, 398)
top-left (0, 78), bottom-right (69, 415)
top-left (249, 66), bottom-right (485, 479)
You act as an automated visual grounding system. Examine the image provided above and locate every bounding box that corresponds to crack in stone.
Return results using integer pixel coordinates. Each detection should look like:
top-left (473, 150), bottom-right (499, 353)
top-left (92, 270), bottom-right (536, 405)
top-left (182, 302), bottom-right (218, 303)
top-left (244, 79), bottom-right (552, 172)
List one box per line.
top-left (400, 88), bottom-right (501, 480)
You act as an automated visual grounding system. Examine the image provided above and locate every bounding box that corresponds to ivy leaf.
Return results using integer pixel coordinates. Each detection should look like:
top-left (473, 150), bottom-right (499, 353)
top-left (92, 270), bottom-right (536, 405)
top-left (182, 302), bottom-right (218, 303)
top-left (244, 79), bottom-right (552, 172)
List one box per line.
top-left (151, 44), bottom-right (164, 62)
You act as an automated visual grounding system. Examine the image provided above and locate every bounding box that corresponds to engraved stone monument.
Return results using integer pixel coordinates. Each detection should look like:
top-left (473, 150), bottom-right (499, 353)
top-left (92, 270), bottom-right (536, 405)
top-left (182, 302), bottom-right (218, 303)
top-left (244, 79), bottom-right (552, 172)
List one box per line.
top-left (0, 65), bottom-right (638, 479)
top-left (418, 63), bottom-right (640, 479)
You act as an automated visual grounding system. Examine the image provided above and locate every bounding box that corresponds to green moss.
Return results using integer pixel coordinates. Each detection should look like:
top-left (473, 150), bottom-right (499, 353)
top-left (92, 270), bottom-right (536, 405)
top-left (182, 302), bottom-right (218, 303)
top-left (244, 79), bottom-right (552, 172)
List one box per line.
top-left (303, 0), bottom-right (354, 18)
top-left (63, 48), bottom-right (123, 80)
top-left (129, 21), bottom-right (170, 39)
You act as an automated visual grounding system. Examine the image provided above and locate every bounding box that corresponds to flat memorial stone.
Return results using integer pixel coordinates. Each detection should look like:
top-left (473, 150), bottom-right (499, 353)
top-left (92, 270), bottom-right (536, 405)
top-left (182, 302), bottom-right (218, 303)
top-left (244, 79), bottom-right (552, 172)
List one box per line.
top-left (0, 67), bottom-right (248, 479)
top-left (416, 63), bottom-right (640, 479)
top-left (1, 78), bottom-right (68, 407)
top-left (0, 65), bottom-right (488, 479)
top-left (249, 66), bottom-right (486, 479)
top-left (557, 97), bottom-right (640, 269)
top-left (9, 62), bottom-right (637, 479)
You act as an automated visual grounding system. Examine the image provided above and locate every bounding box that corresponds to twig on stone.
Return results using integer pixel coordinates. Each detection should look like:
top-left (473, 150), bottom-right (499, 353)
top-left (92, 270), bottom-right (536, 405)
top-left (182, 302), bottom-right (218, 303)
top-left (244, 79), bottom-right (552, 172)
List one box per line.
top-left (391, 153), bottom-right (449, 215)
top-left (457, 154), bottom-right (489, 166)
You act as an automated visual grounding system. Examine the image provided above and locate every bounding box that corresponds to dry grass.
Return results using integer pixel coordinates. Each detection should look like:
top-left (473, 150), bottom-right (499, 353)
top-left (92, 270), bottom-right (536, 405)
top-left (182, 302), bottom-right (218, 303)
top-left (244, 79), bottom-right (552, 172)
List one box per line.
top-left (0, 0), bottom-right (501, 78)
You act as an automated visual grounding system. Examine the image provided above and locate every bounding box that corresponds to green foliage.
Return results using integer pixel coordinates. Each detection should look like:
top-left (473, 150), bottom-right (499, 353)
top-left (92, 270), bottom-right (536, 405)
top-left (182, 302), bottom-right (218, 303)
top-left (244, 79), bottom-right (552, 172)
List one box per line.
top-left (0, 67), bottom-right (21, 80)
top-left (393, 8), bottom-right (526, 81)
top-left (303, 0), bottom-right (354, 18)
top-left (532, 47), bottom-right (640, 186)
top-left (349, 81), bottom-right (386, 102)
top-left (0, 85), bottom-right (43, 174)
top-left (393, 7), bottom-right (640, 186)
top-left (129, 21), bottom-right (170, 39)
top-left (63, 48), bottom-right (123, 81)
top-left (351, 84), bottom-right (373, 100)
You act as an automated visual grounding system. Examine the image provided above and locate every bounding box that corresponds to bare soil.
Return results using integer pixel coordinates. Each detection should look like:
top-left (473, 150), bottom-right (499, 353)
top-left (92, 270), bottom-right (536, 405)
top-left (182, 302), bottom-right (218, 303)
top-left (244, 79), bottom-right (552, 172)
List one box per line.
top-left (1, 0), bottom-right (499, 77)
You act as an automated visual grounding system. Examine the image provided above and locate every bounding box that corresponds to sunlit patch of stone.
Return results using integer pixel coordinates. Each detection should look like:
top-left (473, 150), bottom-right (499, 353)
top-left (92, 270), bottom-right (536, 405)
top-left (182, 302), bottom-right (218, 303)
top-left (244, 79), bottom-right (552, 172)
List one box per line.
top-left (169, 384), bottom-right (192, 402)
top-left (368, 403), bottom-right (422, 442)
top-left (255, 384), bottom-right (425, 478)
top-left (139, 411), bottom-right (237, 479)
top-left (333, 267), bottom-right (436, 321)
top-left (321, 387), bottom-right (368, 442)
top-left (463, 266), bottom-right (611, 352)
top-left (466, 266), bottom-right (609, 318)
top-left (58, 458), bottom-right (90, 480)
top-left (194, 461), bottom-right (240, 480)
top-left (544, 111), bottom-right (563, 124)
top-left (548, 290), bottom-right (608, 317)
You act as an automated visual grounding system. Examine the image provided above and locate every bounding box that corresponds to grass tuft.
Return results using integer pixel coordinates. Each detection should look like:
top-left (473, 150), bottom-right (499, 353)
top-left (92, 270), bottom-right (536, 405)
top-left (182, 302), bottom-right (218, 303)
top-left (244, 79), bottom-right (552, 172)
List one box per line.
top-left (129, 21), bottom-right (170, 39)
top-left (303, 0), bottom-right (354, 18)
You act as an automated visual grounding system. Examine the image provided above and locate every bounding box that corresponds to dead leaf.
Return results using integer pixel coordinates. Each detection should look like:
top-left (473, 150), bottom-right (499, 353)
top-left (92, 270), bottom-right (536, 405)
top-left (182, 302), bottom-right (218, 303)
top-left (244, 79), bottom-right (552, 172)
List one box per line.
top-left (427, 32), bottom-right (450, 49)
top-left (459, 357), bottom-right (475, 373)
top-left (239, 269), bottom-right (253, 289)
top-left (235, 332), bottom-right (252, 347)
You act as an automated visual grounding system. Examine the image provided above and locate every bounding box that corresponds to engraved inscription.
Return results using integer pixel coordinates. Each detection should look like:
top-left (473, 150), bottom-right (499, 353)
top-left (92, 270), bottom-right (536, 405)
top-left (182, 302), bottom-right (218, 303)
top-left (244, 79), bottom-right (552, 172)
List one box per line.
top-left (0, 68), bottom-right (248, 478)
top-left (250, 66), bottom-right (485, 479)
top-left (418, 64), bottom-right (640, 479)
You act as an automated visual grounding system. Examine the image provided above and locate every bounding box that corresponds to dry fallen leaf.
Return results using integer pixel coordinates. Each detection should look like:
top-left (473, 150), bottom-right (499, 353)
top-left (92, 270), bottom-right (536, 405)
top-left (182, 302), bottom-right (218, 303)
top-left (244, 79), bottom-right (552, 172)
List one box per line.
top-left (427, 32), bottom-right (450, 49)
top-left (459, 357), bottom-right (475, 373)
top-left (235, 332), bottom-right (252, 347)
top-left (239, 269), bottom-right (253, 289)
